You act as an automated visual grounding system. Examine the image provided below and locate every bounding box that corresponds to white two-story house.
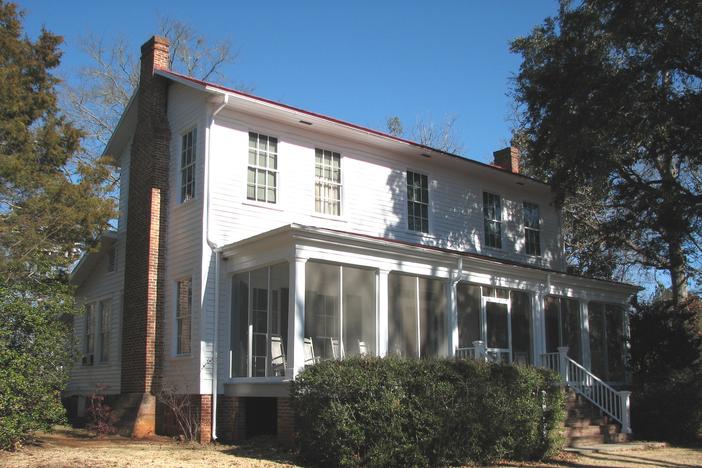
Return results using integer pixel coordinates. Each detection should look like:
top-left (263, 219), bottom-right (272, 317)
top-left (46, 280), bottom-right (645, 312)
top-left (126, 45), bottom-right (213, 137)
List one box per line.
top-left (66, 36), bottom-right (638, 445)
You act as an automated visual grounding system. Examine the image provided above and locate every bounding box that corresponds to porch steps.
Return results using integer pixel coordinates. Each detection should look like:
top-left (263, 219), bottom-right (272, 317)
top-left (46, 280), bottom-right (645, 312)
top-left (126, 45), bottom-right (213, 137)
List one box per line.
top-left (565, 390), bottom-right (630, 447)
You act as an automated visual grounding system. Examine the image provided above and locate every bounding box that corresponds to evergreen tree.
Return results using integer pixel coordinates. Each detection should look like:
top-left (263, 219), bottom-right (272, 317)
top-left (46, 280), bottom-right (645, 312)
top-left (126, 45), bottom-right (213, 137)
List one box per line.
top-left (0, 1), bottom-right (114, 448)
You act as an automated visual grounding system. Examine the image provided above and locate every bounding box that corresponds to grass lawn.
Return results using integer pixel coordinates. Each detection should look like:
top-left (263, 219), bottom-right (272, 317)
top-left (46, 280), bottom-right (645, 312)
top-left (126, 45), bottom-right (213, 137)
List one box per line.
top-left (1, 426), bottom-right (701, 467)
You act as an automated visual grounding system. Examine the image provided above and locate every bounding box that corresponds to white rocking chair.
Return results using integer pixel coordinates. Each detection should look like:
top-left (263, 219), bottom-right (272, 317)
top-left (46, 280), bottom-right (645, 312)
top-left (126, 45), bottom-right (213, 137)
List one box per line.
top-left (303, 337), bottom-right (320, 366)
top-left (270, 335), bottom-right (286, 376)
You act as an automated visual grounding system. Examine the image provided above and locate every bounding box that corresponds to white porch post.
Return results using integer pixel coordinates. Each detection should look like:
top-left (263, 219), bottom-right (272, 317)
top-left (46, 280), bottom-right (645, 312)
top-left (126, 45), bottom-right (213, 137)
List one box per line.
top-left (532, 290), bottom-right (546, 367)
top-left (448, 278), bottom-right (458, 357)
top-left (558, 346), bottom-right (570, 383)
top-left (377, 269), bottom-right (389, 357)
top-left (619, 390), bottom-right (632, 434)
top-left (288, 255), bottom-right (307, 378)
top-left (580, 300), bottom-right (592, 370)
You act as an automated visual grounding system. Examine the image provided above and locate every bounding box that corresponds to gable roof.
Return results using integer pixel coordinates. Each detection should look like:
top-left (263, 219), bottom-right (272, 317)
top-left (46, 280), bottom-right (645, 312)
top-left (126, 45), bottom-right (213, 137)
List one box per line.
top-left (154, 68), bottom-right (548, 187)
top-left (69, 231), bottom-right (118, 286)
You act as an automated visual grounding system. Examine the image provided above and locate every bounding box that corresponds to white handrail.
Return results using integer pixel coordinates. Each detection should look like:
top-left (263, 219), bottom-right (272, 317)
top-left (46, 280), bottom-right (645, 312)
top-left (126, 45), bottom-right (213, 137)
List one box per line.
top-left (542, 347), bottom-right (631, 434)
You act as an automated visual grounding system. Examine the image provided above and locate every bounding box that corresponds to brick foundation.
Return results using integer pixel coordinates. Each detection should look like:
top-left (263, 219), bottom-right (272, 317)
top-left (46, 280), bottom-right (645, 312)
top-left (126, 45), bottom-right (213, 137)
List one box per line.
top-left (216, 395), bottom-right (247, 443)
top-left (276, 397), bottom-right (295, 447)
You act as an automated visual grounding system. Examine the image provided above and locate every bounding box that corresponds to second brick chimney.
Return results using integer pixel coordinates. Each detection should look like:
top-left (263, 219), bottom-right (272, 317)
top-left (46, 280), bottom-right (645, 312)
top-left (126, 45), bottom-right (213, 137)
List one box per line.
top-left (493, 146), bottom-right (520, 174)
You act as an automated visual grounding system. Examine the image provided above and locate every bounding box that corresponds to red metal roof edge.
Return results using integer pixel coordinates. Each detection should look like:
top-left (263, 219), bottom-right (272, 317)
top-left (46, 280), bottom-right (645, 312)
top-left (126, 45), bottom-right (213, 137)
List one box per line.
top-left (156, 68), bottom-right (547, 186)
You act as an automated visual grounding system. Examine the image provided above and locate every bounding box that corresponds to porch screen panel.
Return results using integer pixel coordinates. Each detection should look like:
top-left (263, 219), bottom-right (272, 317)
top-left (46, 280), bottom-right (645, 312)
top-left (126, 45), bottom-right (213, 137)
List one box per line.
top-left (563, 298), bottom-right (582, 363)
top-left (388, 273), bottom-right (418, 357)
top-left (510, 291), bottom-right (532, 365)
top-left (605, 304), bottom-right (625, 381)
top-left (456, 283), bottom-right (481, 348)
top-left (486, 302), bottom-right (509, 349)
top-left (251, 267), bottom-right (268, 377)
top-left (305, 262), bottom-right (340, 360)
top-left (544, 296), bottom-right (560, 353)
top-left (419, 277), bottom-right (447, 358)
top-left (270, 263), bottom-right (289, 363)
top-left (588, 302), bottom-right (607, 377)
top-left (342, 266), bottom-right (376, 356)
top-left (231, 272), bottom-right (249, 377)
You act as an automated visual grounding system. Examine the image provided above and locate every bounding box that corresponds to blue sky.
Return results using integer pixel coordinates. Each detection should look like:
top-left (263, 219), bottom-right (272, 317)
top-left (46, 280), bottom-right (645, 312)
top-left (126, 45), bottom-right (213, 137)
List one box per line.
top-left (20, 0), bottom-right (559, 164)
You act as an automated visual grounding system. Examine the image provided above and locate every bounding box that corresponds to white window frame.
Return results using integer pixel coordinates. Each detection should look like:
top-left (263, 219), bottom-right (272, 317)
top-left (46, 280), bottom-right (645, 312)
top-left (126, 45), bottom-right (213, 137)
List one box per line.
top-left (175, 278), bottom-right (193, 356)
top-left (247, 131), bottom-right (279, 204)
top-left (180, 128), bottom-right (197, 203)
top-left (406, 170), bottom-right (429, 233)
top-left (98, 299), bottom-right (111, 363)
top-left (523, 201), bottom-right (542, 256)
top-left (314, 148), bottom-right (342, 216)
top-left (84, 303), bottom-right (96, 366)
top-left (483, 192), bottom-right (503, 249)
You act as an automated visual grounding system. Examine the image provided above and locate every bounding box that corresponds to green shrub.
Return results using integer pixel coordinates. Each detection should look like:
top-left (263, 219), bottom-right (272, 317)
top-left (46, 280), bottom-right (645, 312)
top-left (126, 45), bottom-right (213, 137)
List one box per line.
top-left (629, 297), bottom-right (702, 443)
top-left (290, 357), bottom-right (564, 467)
top-left (0, 281), bottom-right (76, 450)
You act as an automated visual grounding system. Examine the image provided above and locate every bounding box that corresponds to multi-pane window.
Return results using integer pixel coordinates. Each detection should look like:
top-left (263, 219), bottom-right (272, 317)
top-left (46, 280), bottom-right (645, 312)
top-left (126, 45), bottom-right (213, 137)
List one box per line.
top-left (99, 300), bottom-right (111, 363)
top-left (180, 129), bottom-right (197, 202)
top-left (315, 149), bottom-right (342, 215)
top-left (523, 202), bottom-right (541, 256)
top-left (407, 171), bottom-right (429, 233)
top-left (84, 304), bottom-right (95, 365)
top-left (176, 279), bottom-right (192, 355)
top-left (247, 132), bottom-right (278, 203)
top-left (483, 192), bottom-right (502, 249)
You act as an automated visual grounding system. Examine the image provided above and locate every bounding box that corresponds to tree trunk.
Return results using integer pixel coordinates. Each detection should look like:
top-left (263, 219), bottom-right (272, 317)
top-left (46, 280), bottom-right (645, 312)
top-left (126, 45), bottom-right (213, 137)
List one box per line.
top-left (669, 238), bottom-right (688, 305)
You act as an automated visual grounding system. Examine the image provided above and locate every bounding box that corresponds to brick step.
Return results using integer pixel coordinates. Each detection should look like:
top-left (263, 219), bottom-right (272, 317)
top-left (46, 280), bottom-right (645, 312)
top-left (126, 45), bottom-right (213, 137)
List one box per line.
top-left (568, 434), bottom-right (606, 447)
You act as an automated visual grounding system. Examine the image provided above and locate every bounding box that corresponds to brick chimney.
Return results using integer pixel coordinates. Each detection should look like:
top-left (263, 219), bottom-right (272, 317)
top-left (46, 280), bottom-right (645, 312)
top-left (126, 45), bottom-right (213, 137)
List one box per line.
top-left (120, 36), bottom-right (171, 437)
top-left (493, 146), bottom-right (520, 174)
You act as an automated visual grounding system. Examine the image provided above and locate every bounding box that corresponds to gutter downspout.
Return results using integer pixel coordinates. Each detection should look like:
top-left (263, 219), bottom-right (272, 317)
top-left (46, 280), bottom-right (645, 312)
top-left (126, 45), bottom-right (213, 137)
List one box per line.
top-left (205, 94), bottom-right (228, 441)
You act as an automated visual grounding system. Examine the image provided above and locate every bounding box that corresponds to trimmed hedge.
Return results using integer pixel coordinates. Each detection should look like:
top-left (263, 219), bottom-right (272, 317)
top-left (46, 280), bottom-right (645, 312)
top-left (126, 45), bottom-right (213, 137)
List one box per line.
top-left (290, 357), bottom-right (565, 467)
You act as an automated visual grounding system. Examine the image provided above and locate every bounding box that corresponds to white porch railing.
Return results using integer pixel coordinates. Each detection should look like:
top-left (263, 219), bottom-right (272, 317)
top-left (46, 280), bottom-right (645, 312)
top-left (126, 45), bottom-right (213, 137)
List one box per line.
top-left (542, 347), bottom-right (631, 434)
top-left (456, 341), bottom-right (511, 364)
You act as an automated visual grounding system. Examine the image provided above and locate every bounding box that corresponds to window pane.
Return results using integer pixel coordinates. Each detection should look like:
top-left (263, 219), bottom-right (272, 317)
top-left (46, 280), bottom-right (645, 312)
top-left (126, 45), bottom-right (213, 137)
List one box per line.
top-left (270, 263), bottom-right (289, 357)
top-left (457, 283), bottom-right (481, 347)
top-left (605, 304), bottom-right (625, 381)
top-left (305, 262), bottom-right (340, 360)
top-left (510, 291), bottom-right (531, 365)
top-left (176, 279), bottom-right (192, 355)
top-left (231, 272), bottom-right (249, 377)
top-left (419, 277), bottom-right (447, 358)
top-left (486, 302), bottom-right (508, 349)
top-left (251, 267), bottom-right (268, 376)
top-left (389, 273), bottom-right (418, 357)
top-left (544, 296), bottom-right (561, 353)
top-left (342, 266), bottom-right (376, 357)
top-left (588, 302), bottom-right (607, 377)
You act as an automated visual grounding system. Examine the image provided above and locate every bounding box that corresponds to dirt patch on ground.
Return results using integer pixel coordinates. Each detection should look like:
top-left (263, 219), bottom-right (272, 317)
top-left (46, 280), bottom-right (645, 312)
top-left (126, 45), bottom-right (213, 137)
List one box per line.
top-left (0, 427), bottom-right (299, 467)
top-left (2, 427), bottom-right (701, 467)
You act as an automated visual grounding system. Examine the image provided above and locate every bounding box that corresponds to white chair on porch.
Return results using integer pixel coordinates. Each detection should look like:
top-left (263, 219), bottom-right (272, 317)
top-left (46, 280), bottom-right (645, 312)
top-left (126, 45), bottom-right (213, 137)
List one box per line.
top-left (303, 337), bottom-right (320, 367)
top-left (270, 335), bottom-right (286, 376)
top-left (358, 340), bottom-right (368, 356)
top-left (330, 337), bottom-right (344, 359)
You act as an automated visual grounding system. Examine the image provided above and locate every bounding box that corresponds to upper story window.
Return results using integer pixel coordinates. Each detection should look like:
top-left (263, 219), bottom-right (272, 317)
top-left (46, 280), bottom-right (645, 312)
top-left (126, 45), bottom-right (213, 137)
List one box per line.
top-left (407, 171), bottom-right (428, 233)
top-left (180, 128), bottom-right (197, 202)
top-left (247, 132), bottom-right (278, 203)
top-left (99, 300), bottom-right (111, 363)
top-left (483, 192), bottom-right (502, 249)
top-left (84, 303), bottom-right (95, 365)
top-left (176, 279), bottom-right (192, 355)
top-left (315, 148), bottom-right (341, 216)
top-left (523, 202), bottom-right (541, 256)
